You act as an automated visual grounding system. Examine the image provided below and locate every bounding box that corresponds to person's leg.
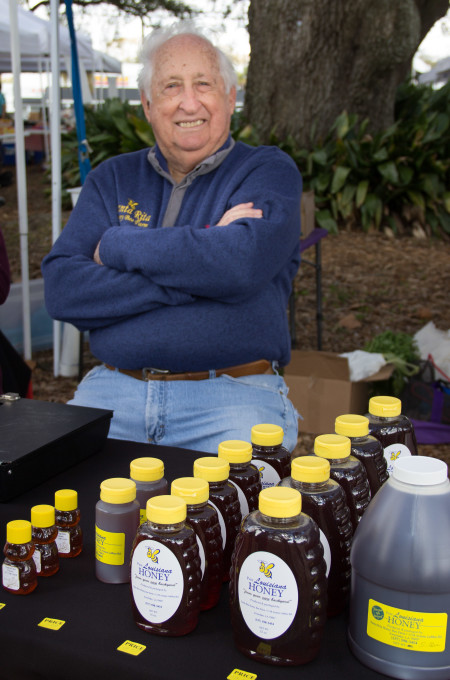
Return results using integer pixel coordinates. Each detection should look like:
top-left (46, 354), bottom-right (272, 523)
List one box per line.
top-left (68, 365), bottom-right (149, 443)
top-left (157, 373), bottom-right (299, 454)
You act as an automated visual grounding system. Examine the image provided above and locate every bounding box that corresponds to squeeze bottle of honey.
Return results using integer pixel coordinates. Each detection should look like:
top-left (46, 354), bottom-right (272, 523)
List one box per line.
top-left (230, 486), bottom-right (328, 665)
top-left (193, 456), bottom-right (241, 581)
top-left (130, 495), bottom-right (201, 636)
top-left (2, 520), bottom-right (37, 595)
top-left (130, 457), bottom-right (169, 524)
top-left (31, 504), bottom-right (59, 577)
top-left (171, 477), bottom-right (224, 610)
top-left (279, 456), bottom-right (353, 616)
top-left (314, 434), bottom-right (371, 530)
top-left (217, 439), bottom-right (262, 515)
top-left (95, 478), bottom-right (140, 584)
top-left (335, 414), bottom-right (388, 495)
top-left (55, 489), bottom-right (82, 558)
top-left (366, 396), bottom-right (418, 475)
top-left (251, 423), bottom-right (291, 488)
top-left (349, 456), bottom-right (450, 679)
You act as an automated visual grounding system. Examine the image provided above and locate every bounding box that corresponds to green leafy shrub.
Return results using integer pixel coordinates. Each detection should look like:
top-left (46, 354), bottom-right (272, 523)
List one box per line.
top-left (363, 330), bottom-right (421, 397)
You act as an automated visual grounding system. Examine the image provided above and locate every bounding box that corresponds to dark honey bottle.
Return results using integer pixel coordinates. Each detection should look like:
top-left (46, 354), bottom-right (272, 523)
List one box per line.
top-left (366, 396), bottom-right (418, 476)
top-left (130, 495), bottom-right (201, 636)
top-left (54, 489), bottom-right (83, 558)
top-left (230, 486), bottom-right (328, 666)
top-left (171, 477), bottom-right (224, 610)
top-left (251, 423), bottom-right (291, 489)
top-left (31, 505), bottom-right (59, 577)
top-left (130, 457), bottom-right (169, 524)
top-left (217, 440), bottom-right (262, 515)
top-left (314, 434), bottom-right (371, 531)
top-left (2, 520), bottom-right (37, 595)
top-left (279, 456), bottom-right (353, 617)
top-left (335, 414), bottom-right (388, 495)
top-left (193, 457), bottom-right (242, 581)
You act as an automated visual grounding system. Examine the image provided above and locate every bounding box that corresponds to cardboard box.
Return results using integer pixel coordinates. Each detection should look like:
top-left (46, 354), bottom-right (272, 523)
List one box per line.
top-left (284, 350), bottom-right (393, 435)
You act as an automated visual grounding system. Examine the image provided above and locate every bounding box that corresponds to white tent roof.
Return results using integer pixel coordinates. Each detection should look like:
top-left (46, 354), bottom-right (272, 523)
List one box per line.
top-left (0, 0), bottom-right (93, 64)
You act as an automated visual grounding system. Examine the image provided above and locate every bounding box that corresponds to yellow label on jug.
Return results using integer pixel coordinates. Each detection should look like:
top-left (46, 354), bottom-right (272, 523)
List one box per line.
top-left (139, 508), bottom-right (147, 524)
top-left (95, 525), bottom-right (125, 565)
top-left (367, 599), bottom-right (447, 652)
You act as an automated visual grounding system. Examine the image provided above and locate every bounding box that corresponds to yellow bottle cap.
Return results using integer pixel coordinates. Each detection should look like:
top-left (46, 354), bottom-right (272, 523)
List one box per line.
top-left (218, 439), bottom-right (252, 463)
top-left (193, 457), bottom-right (229, 482)
top-left (291, 456), bottom-right (330, 483)
top-left (6, 519), bottom-right (32, 544)
top-left (31, 504), bottom-right (55, 528)
top-left (251, 423), bottom-right (284, 446)
top-left (100, 478), bottom-right (136, 504)
top-left (314, 434), bottom-right (351, 459)
top-left (55, 489), bottom-right (78, 511)
top-left (171, 477), bottom-right (209, 505)
top-left (130, 457), bottom-right (164, 482)
top-left (146, 495), bottom-right (186, 524)
top-left (259, 487), bottom-right (301, 518)
top-left (335, 414), bottom-right (369, 437)
top-left (369, 396), bottom-right (401, 417)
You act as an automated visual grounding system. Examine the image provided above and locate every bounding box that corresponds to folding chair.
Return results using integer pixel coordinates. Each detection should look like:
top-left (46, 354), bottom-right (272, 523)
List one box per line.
top-left (289, 190), bottom-right (328, 350)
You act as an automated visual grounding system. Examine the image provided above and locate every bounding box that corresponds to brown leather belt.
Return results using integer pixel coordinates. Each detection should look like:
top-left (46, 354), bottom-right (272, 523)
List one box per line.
top-left (104, 359), bottom-right (273, 382)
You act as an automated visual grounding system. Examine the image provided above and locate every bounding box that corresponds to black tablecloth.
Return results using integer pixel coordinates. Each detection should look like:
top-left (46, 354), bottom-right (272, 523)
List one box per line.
top-left (0, 438), bottom-right (385, 680)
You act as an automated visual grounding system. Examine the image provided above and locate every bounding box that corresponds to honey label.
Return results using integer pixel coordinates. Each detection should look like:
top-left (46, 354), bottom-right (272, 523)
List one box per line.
top-left (117, 640), bottom-right (146, 656)
top-left (252, 460), bottom-right (280, 489)
top-left (38, 618), bottom-right (65, 630)
top-left (227, 670), bottom-right (257, 680)
top-left (383, 443), bottom-right (411, 475)
top-left (367, 599), bottom-right (447, 652)
top-left (238, 550), bottom-right (298, 639)
top-left (139, 509), bottom-right (147, 524)
top-left (131, 540), bottom-right (184, 624)
top-left (95, 525), bottom-right (125, 565)
top-left (2, 564), bottom-right (19, 591)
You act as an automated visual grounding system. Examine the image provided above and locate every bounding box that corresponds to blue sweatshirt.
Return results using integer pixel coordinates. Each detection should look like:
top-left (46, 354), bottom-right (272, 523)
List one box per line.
top-left (42, 140), bottom-right (302, 371)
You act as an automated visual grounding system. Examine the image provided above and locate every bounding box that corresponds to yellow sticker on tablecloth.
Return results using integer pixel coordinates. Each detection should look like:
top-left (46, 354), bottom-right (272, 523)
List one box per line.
top-left (227, 670), bottom-right (257, 680)
top-left (0, 603), bottom-right (5, 609)
top-left (38, 618), bottom-right (65, 630)
top-left (117, 640), bottom-right (146, 656)
top-left (367, 599), bottom-right (447, 652)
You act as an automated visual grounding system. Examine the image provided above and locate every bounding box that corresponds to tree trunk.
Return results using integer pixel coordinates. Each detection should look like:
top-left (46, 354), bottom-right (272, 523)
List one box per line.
top-left (244, 0), bottom-right (449, 147)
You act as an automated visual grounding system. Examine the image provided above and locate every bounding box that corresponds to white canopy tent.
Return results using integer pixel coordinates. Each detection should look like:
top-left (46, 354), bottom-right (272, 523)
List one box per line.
top-left (2, 0), bottom-right (121, 372)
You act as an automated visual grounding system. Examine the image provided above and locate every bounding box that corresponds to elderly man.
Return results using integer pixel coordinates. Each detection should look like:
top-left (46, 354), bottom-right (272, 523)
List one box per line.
top-left (42, 24), bottom-right (302, 453)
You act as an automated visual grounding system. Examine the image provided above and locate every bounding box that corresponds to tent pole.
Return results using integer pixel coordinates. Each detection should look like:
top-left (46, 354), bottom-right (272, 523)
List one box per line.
top-left (9, 0), bottom-right (32, 361)
top-left (50, 0), bottom-right (61, 377)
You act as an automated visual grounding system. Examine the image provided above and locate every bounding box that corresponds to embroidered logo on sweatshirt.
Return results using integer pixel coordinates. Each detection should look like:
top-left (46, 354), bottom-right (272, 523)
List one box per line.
top-left (118, 199), bottom-right (151, 227)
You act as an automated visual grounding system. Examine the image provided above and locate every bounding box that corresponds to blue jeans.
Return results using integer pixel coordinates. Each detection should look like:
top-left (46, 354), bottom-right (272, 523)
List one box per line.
top-left (68, 365), bottom-right (299, 454)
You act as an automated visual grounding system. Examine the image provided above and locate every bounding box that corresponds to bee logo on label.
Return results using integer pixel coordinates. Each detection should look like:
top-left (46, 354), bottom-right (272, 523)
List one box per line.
top-left (259, 561), bottom-right (274, 578)
top-left (147, 548), bottom-right (160, 563)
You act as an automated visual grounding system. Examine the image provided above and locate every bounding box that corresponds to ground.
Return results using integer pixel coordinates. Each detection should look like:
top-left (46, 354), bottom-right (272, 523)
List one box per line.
top-left (1, 163), bottom-right (449, 464)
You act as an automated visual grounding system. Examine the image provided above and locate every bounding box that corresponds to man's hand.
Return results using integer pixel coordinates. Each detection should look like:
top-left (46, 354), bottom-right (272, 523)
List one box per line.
top-left (216, 202), bottom-right (263, 226)
top-left (93, 241), bottom-right (103, 265)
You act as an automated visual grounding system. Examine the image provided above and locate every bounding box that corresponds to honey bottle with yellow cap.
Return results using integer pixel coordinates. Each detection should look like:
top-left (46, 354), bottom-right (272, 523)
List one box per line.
top-left (55, 489), bottom-right (82, 558)
top-left (366, 396), bottom-right (418, 475)
top-left (279, 456), bottom-right (353, 617)
top-left (130, 495), bottom-right (201, 636)
top-left (171, 477), bottom-right (224, 610)
top-left (2, 520), bottom-right (37, 595)
top-left (251, 423), bottom-right (291, 489)
top-left (218, 440), bottom-right (262, 515)
top-left (230, 486), bottom-right (328, 665)
top-left (31, 505), bottom-right (59, 577)
top-left (95, 478), bottom-right (140, 584)
top-left (193, 456), bottom-right (241, 581)
top-left (335, 414), bottom-right (388, 495)
top-left (314, 434), bottom-right (371, 530)
top-left (130, 457), bottom-right (169, 524)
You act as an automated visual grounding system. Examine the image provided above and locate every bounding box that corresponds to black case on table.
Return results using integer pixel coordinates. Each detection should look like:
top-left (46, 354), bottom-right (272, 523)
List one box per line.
top-left (0, 396), bottom-right (112, 501)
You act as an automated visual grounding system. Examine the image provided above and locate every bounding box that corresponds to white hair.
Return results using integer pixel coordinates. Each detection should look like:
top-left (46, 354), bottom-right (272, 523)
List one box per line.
top-left (137, 22), bottom-right (238, 101)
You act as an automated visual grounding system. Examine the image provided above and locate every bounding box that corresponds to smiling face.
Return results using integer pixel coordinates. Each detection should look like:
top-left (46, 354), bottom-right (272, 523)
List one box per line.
top-left (141, 34), bottom-right (236, 183)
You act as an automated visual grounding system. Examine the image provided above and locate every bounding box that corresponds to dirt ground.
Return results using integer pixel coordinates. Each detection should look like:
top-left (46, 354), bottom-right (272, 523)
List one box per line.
top-left (1, 164), bottom-right (450, 464)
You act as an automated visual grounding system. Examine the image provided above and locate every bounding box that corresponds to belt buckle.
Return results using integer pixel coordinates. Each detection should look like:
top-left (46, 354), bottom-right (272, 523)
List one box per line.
top-left (142, 367), bottom-right (172, 380)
